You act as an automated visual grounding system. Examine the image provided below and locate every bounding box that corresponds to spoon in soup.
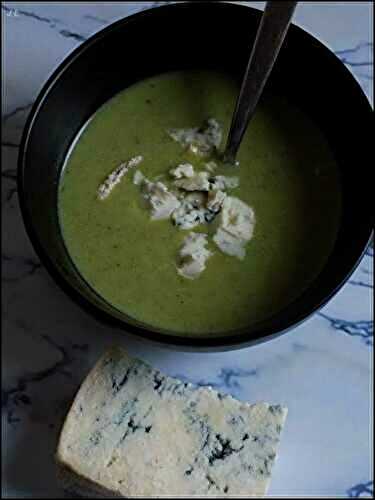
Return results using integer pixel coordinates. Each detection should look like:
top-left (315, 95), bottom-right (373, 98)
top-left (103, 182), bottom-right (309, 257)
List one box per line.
top-left (223, 1), bottom-right (298, 165)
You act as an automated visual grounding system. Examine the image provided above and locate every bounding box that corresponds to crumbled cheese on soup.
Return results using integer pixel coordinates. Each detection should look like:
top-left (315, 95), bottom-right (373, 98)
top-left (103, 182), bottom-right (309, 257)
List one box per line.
top-left (204, 160), bottom-right (218, 173)
top-left (174, 172), bottom-right (239, 194)
top-left (201, 118), bottom-right (222, 150)
top-left (97, 155), bottom-right (143, 200)
top-left (142, 180), bottom-right (181, 220)
top-left (220, 196), bottom-right (255, 241)
top-left (207, 189), bottom-right (226, 212)
top-left (213, 227), bottom-right (247, 260)
top-left (170, 163), bottom-right (195, 179)
top-left (213, 196), bottom-right (255, 260)
top-left (177, 232), bottom-right (213, 280)
top-left (133, 169), bottom-right (146, 186)
top-left (171, 190), bottom-right (225, 230)
top-left (172, 193), bottom-right (207, 230)
top-left (99, 119), bottom-right (255, 279)
top-left (210, 175), bottom-right (240, 191)
top-left (167, 118), bottom-right (222, 156)
top-left (174, 171), bottom-right (211, 191)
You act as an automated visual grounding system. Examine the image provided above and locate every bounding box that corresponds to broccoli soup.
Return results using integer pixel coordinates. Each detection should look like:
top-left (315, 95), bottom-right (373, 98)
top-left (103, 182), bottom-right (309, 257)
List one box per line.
top-left (59, 70), bottom-right (341, 336)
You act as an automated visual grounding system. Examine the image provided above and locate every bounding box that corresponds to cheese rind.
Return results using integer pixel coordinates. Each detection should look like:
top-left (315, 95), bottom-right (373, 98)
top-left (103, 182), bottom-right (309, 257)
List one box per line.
top-left (57, 348), bottom-right (287, 498)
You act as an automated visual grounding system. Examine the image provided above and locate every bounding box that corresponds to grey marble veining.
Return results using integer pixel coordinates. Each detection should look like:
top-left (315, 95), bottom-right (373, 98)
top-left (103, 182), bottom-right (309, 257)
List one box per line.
top-left (2, 2), bottom-right (373, 498)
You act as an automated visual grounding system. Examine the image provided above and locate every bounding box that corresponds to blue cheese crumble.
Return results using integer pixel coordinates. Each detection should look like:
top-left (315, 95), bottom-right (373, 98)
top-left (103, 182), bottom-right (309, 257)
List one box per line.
top-left (167, 118), bottom-right (222, 157)
top-left (213, 196), bottom-right (256, 260)
top-left (210, 175), bottom-right (240, 191)
top-left (120, 120), bottom-right (256, 278)
top-left (220, 196), bottom-right (255, 241)
top-left (142, 180), bottom-right (181, 220)
top-left (207, 189), bottom-right (226, 213)
top-left (205, 160), bottom-right (218, 173)
top-left (56, 347), bottom-right (288, 498)
top-left (170, 163), bottom-right (195, 179)
top-left (173, 164), bottom-right (238, 194)
top-left (177, 232), bottom-right (213, 279)
top-left (174, 171), bottom-right (211, 191)
top-left (172, 191), bottom-right (226, 230)
top-left (133, 169), bottom-right (146, 186)
top-left (213, 227), bottom-right (247, 260)
top-left (97, 155), bottom-right (143, 200)
top-left (172, 192), bottom-right (208, 230)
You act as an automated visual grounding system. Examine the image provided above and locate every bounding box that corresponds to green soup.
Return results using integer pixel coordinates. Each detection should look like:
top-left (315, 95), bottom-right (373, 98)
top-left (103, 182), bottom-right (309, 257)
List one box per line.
top-left (59, 70), bottom-right (341, 336)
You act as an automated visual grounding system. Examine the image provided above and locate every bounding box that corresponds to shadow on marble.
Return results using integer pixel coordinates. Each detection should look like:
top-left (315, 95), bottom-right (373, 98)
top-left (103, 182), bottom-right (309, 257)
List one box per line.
top-left (4, 400), bottom-right (71, 497)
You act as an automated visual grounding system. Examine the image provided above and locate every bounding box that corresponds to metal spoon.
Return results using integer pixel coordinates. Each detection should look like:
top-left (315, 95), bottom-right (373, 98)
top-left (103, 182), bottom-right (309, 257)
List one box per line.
top-left (223, 1), bottom-right (298, 164)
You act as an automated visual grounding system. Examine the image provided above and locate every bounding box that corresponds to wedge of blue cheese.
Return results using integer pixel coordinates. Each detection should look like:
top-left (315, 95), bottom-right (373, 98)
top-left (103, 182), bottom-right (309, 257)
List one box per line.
top-left (57, 348), bottom-right (287, 498)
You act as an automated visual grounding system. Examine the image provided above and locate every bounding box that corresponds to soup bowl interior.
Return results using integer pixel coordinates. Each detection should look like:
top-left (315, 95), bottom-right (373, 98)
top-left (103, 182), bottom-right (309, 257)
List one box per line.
top-left (18, 2), bottom-right (373, 350)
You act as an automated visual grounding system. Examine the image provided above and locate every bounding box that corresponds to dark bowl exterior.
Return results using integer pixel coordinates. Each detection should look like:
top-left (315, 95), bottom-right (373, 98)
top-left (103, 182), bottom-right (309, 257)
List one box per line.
top-left (18, 2), bottom-right (373, 351)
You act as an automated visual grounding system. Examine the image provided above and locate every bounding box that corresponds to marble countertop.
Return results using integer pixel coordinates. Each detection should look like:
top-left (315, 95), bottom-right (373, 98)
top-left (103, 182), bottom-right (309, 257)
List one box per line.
top-left (2, 2), bottom-right (373, 498)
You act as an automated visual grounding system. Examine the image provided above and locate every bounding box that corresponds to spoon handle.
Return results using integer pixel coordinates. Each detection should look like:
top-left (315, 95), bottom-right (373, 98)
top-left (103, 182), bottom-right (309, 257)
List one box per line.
top-left (224, 1), bottom-right (297, 164)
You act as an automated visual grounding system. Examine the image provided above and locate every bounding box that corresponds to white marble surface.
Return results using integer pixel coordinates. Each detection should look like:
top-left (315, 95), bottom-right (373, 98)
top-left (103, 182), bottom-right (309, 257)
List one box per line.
top-left (2, 2), bottom-right (373, 498)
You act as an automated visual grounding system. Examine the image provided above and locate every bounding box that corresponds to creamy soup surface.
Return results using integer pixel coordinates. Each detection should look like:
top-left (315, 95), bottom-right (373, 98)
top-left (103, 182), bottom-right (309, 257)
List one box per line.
top-left (59, 70), bottom-right (341, 336)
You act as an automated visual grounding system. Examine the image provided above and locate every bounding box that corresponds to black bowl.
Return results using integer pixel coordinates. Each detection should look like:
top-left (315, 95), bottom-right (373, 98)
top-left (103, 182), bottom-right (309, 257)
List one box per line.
top-left (18, 2), bottom-right (373, 351)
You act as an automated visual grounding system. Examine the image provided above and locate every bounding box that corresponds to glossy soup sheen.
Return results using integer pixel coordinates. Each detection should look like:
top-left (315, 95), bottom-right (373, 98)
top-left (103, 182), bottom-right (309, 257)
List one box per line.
top-left (59, 71), bottom-right (341, 336)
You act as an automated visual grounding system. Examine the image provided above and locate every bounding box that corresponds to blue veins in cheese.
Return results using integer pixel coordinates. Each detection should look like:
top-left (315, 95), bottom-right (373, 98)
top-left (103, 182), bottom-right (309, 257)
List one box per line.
top-left (56, 347), bottom-right (288, 498)
top-left (172, 192), bottom-right (209, 230)
top-left (167, 118), bottom-right (223, 157)
top-left (97, 155), bottom-right (143, 200)
top-left (177, 232), bottom-right (213, 279)
top-left (172, 164), bottom-right (238, 194)
top-left (172, 191), bottom-right (226, 230)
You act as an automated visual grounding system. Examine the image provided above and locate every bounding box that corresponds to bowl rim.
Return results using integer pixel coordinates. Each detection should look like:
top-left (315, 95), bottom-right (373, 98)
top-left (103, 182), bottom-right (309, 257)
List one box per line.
top-left (17, 1), bottom-right (374, 351)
